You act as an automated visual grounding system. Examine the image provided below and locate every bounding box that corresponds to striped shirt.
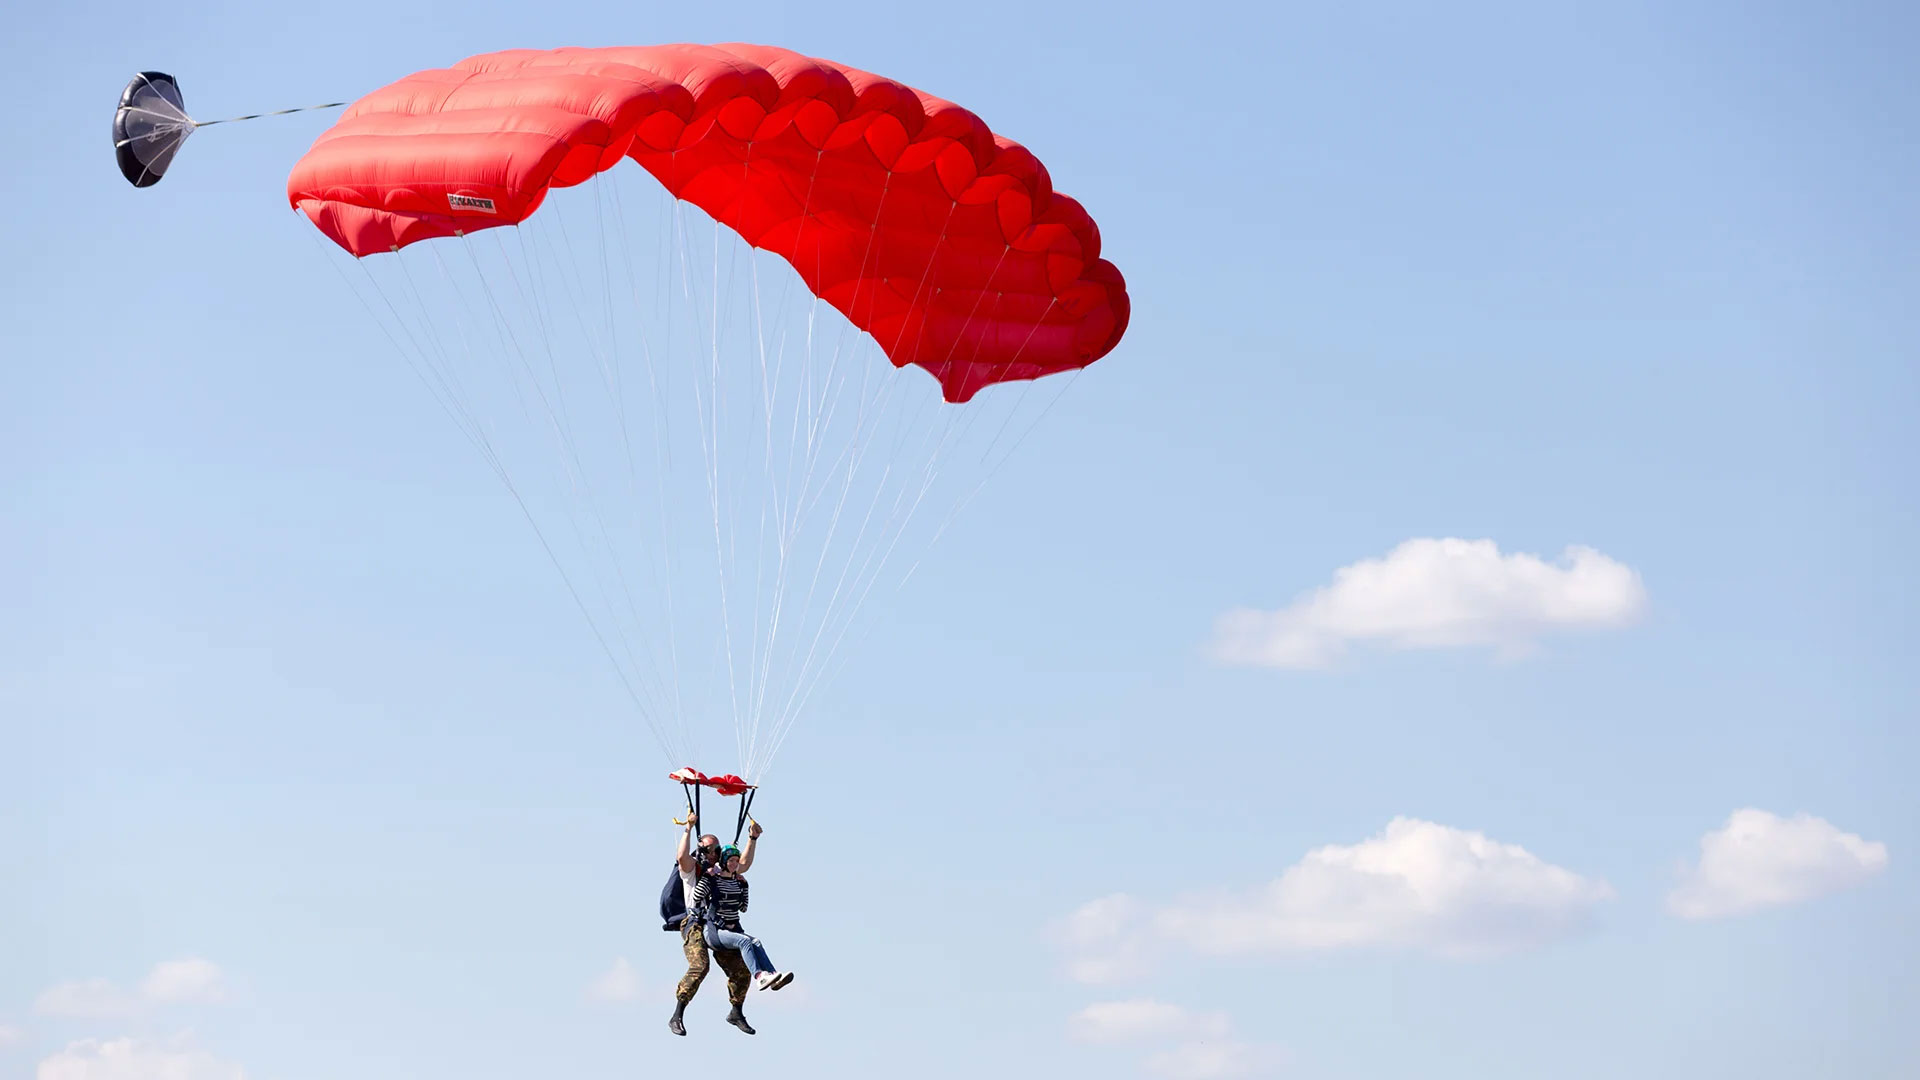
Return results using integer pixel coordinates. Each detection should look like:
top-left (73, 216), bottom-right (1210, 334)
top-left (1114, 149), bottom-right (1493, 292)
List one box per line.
top-left (691, 872), bottom-right (749, 927)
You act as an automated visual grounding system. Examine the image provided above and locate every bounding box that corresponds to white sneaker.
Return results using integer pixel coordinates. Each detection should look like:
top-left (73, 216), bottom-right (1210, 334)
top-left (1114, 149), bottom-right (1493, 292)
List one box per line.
top-left (771, 972), bottom-right (795, 991)
top-left (754, 971), bottom-right (779, 991)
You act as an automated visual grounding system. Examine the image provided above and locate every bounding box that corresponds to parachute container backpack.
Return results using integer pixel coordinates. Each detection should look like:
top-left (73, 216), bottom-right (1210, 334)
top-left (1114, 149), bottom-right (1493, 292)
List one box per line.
top-left (283, 44), bottom-right (1131, 788)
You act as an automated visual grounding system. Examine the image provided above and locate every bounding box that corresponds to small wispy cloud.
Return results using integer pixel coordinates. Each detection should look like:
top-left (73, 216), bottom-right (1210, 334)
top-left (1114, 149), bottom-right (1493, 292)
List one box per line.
top-left (1668, 809), bottom-right (1888, 920)
top-left (586, 957), bottom-right (641, 1003)
top-left (1057, 895), bottom-right (1155, 985)
top-left (1144, 1039), bottom-right (1285, 1080)
top-left (0, 1023), bottom-right (25, 1049)
top-left (1067, 999), bottom-right (1283, 1079)
top-left (34, 1034), bottom-right (244, 1080)
top-left (32, 980), bottom-right (137, 1022)
top-left (1068, 999), bottom-right (1230, 1044)
top-left (34, 959), bottom-right (227, 1020)
top-left (1211, 538), bottom-right (1647, 668)
top-left (138, 958), bottom-right (225, 1005)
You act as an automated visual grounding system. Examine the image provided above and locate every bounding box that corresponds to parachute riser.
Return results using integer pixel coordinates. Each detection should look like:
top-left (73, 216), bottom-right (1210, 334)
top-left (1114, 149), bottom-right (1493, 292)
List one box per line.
top-left (669, 774), bottom-right (757, 853)
top-left (733, 788), bottom-right (757, 847)
top-left (672, 781), bottom-right (701, 832)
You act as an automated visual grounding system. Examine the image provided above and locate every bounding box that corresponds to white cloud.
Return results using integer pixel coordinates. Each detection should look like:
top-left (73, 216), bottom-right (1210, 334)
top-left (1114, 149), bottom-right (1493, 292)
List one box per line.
top-left (1668, 809), bottom-right (1888, 920)
top-left (1059, 819), bottom-right (1611, 981)
top-left (139, 959), bottom-right (225, 1005)
top-left (1158, 818), bottom-right (1613, 958)
top-left (1069, 1000), bottom-right (1230, 1044)
top-left (32, 981), bottom-right (137, 1021)
top-left (1057, 894), bottom-right (1154, 984)
top-left (36, 1035), bottom-right (244, 1080)
top-left (586, 957), bottom-right (640, 1003)
top-left (1, 1023), bottom-right (25, 1049)
top-left (34, 959), bottom-right (228, 1020)
top-left (1144, 1041), bottom-right (1283, 1080)
top-left (1068, 1000), bottom-right (1283, 1079)
top-left (1211, 538), bottom-right (1647, 668)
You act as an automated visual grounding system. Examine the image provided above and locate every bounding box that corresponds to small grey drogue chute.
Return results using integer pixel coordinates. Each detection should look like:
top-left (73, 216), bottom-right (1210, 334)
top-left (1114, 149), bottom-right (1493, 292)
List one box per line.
top-left (113, 72), bottom-right (191, 187)
top-left (112, 71), bottom-right (345, 187)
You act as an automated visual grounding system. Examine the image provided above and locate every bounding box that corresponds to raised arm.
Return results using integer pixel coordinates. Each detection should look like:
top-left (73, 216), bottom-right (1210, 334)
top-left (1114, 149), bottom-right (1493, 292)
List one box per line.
top-left (676, 813), bottom-right (699, 873)
top-left (737, 818), bottom-right (762, 872)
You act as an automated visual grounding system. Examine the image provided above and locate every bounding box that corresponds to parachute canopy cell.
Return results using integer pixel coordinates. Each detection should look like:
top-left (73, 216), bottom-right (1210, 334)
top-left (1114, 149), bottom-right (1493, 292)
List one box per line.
top-left (115, 72), bottom-right (193, 187)
top-left (285, 44), bottom-right (1129, 402)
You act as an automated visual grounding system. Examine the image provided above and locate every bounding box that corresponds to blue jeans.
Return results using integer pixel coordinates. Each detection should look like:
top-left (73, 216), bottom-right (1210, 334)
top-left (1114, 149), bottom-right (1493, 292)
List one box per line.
top-left (704, 925), bottom-right (774, 977)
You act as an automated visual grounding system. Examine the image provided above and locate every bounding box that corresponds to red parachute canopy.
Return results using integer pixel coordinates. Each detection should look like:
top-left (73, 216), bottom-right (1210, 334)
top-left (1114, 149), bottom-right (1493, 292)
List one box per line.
top-left (286, 44), bottom-right (1129, 403)
top-left (668, 768), bottom-right (755, 797)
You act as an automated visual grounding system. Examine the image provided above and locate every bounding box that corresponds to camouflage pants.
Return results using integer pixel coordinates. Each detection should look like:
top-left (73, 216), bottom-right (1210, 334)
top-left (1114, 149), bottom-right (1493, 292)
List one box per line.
top-left (675, 919), bottom-right (750, 1005)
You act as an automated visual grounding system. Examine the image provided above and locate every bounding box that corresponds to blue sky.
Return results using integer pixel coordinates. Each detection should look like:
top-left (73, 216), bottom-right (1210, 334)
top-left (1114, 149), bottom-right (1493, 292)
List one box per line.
top-left (5, 2), bottom-right (1916, 1078)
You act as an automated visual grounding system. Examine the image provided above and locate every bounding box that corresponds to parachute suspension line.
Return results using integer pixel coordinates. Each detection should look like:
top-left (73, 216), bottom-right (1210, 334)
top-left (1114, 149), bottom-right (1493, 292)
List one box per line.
top-left (749, 192), bottom-right (990, 781)
top-left (447, 232), bottom-right (683, 758)
top-left (753, 403), bottom-right (932, 767)
top-left (739, 173), bottom-right (902, 777)
top-left (665, 194), bottom-right (753, 770)
top-left (709, 213), bottom-right (753, 775)
top-left (601, 173), bottom-right (692, 760)
top-left (915, 297), bottom-right (1082, 569)
top-left (760, 408), bottom-right (974, 778)
top-left (305, 228), bottom-right (493, 472)
top-left (888, 319), bottom-right (1083, 685)
top-left (309, 230), bottom-right (684, 762)
top-left (615, 174), bottom-right (694, 758)
top-left (670, 198), bottom-right (750, 773)
top-left (744, 252), bottom-right (843, 776)
top-left (564, 195), bottom-right (721, 757)
top-left (389, 248), bottom-right (511, 485)
top-left (758, 405), bottom-right (962, 776)
top-left (754, 231), bottom-right (1066, 783)
top-left (753, 211), bottom-right (927, 776)
top-left (910, 290), bottom-right (1069, 538)
top-left (692, 201), bottom-right (785, 781)
top-left (827, 261), bottom-right (1073, 632)
top-left (585, 180), bottom-right (651, 673)
top-left (739, 137), bottom-right (781, 782)
top-left (915, 367), bottom-right (1082, 577)
top-left (490, 224), bottom-right (663, 718)
top-left (740, 242), bottom-right (775, 773)
top-left (934, 290), bottom-right (1062, 491)
top-left (739, 147), bottom-right (825, 777)
top-left (526, 198), bottom-right (684, 728)
top-left (502, 217), bottom-right (666, 721)
top-left (744, 189), bottom-right (960, 779)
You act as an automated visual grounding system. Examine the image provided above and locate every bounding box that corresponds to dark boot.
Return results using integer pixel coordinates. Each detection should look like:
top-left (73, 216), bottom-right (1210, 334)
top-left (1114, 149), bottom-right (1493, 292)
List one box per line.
top-left (726, 1003), bottom-right (756, 1035)
top-left (669, 1000), bottom-right (687, 1036)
